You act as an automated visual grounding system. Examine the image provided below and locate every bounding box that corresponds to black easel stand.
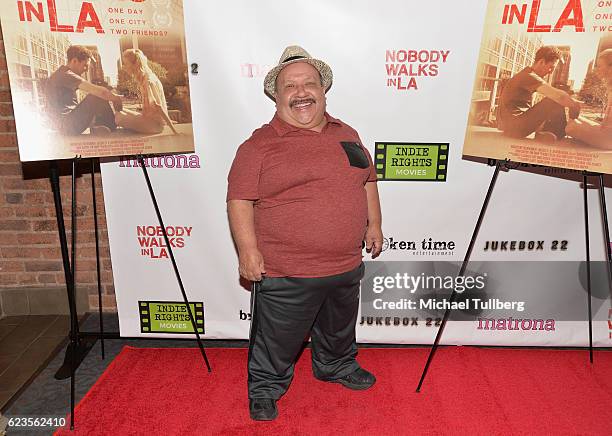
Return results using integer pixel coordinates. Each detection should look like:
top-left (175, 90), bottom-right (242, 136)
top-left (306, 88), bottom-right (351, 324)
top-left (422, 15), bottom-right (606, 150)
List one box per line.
top-left (416, 162), bottom-right (605, 392)
top-left (137, 155), bottom-right (211, 372)
top-left (91, 159), bottom-right (106, 360)
top-left (49, 155), bottom-right (212, 429)
top-left (415, 160), bottom-right (503, 392)
top-left (582, 172), bottom-right (593, 363)
top-left (49, 158), bottom-right (94, 429)
top-left (581, 170), bottom-right (612, 363)
top-left (596, 174), bottom-right (612, 305)
top-left (53, 161), bottom-right (101, 376)
top-left (54, 158), bottom-right (115, 378)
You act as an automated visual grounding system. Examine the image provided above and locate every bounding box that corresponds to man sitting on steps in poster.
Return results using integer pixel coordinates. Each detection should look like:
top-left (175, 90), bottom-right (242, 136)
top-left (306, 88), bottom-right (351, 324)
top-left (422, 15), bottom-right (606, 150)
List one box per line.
top-left (497, 46), bottom-right (581, 142)
top-left (47, 45), bottom-right (123, 136)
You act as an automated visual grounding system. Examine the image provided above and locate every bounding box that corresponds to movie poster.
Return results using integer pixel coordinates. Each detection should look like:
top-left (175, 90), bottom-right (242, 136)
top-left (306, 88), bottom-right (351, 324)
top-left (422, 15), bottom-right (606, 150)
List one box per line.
top-left (0, 0), bottom-right (194, 161)
top-left (463, 0), bottom-right (611, 173)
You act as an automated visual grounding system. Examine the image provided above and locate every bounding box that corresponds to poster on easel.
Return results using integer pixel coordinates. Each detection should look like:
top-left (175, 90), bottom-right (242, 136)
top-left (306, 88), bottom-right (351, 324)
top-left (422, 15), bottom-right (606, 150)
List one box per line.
top-left (0, 0), bottom-right (194, 161)
top-left (462, 0), bottom-right (611, 173)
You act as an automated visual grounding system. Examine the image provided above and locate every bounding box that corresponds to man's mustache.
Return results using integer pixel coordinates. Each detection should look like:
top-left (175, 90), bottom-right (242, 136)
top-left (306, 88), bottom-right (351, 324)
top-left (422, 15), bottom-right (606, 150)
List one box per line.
top-left (290, 98), bottom-right (316, 108)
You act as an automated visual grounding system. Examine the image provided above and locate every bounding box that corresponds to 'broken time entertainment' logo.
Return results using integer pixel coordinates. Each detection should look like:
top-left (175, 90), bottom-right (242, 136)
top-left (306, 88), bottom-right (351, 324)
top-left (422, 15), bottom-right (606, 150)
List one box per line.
top-left (374, 142), bottom-right (449, 181)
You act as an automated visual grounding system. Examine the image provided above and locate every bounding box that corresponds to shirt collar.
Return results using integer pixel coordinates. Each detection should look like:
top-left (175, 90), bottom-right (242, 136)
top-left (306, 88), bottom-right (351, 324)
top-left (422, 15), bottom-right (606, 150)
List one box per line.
top-left (270, 112), bottom-right (342, 137)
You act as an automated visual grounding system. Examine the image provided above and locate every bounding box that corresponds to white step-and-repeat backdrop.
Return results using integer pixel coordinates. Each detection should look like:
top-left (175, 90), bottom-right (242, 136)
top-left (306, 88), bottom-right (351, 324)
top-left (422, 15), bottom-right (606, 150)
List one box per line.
top-left (101, 0), bottom-right (612, 346)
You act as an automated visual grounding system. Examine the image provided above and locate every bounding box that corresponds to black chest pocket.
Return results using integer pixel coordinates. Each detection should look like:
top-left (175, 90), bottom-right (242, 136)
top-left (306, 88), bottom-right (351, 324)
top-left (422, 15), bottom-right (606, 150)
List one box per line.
top-left (340, 141), bottom-right (370, 169)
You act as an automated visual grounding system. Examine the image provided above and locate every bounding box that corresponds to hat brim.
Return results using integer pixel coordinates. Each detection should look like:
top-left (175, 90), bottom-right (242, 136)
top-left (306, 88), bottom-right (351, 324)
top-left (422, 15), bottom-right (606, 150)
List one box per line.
top-left (264, 58), bottom-right (332, 99)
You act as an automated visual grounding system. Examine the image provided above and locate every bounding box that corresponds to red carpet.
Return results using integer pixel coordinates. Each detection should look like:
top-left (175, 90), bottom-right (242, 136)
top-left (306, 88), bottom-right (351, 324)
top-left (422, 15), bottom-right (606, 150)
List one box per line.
top-left (55, 347), bottom-right (612, 435)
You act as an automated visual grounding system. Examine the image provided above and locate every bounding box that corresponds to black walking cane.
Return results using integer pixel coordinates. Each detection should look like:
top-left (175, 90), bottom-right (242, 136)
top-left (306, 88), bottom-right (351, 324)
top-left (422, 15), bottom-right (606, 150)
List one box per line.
top-left (248, 279), bottom-right (262, 360)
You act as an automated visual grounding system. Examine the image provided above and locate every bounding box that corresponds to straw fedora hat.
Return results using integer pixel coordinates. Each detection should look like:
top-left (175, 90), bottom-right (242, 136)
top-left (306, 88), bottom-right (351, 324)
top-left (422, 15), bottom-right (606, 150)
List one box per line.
top-left (264, 45), bottom-right (333, 99)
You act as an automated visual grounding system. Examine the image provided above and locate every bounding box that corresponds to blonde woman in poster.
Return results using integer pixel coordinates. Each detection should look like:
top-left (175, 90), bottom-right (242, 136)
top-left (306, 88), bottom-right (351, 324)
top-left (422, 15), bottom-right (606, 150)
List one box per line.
top-left (115, 49), bottom-right (178, 135)
top-left (566, 49), bottom-right (612, 149)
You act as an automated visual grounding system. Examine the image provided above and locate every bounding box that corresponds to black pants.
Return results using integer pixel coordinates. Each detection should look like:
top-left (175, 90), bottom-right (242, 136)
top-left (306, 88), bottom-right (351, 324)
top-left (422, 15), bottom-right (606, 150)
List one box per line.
top-left (501, 97), bottom-right (567, 139)
top-left (248, 263), bottom-right (364, 399)
top-left (60, 94), bottom-right (116, 135)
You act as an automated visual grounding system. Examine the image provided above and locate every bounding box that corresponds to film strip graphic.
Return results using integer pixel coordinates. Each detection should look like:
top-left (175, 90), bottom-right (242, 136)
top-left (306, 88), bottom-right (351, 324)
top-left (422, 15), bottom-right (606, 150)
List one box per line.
top-left (139, 301), bottom-right (205, 334)
top-left (374, 142), bottom-right (449, 182)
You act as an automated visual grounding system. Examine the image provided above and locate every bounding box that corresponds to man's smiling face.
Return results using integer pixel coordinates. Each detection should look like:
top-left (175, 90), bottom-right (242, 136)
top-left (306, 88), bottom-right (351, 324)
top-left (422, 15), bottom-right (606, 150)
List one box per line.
top-left (275, 62), bottom-right (327, 132)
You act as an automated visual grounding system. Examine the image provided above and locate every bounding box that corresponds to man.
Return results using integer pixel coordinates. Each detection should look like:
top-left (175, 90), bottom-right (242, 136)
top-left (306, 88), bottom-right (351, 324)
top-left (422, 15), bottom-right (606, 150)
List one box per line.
top-left (497, 46), bottom-right (581, 141)
top-left (227, 46), bottom-right (383, 421)
top-left (46, 45), bottom-right (122, 135)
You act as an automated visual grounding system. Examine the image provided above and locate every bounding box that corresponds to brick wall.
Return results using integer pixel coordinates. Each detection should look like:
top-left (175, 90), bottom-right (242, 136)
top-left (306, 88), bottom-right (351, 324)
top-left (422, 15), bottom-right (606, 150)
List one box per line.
top-left (0, 24), bottom-right (117, 312)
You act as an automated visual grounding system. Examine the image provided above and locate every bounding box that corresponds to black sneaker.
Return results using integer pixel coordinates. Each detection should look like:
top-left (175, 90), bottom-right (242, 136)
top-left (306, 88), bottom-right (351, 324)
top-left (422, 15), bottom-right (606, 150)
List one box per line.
top-left (322, 367), bottom-right (376, 390)
top-left (249, 398), bottom-right (278, 421)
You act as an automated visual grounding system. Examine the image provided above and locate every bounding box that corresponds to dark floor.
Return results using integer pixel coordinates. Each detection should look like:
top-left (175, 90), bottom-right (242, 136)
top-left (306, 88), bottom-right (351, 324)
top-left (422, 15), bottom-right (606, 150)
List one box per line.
top-left (0, 316), bottom-right (70, 412)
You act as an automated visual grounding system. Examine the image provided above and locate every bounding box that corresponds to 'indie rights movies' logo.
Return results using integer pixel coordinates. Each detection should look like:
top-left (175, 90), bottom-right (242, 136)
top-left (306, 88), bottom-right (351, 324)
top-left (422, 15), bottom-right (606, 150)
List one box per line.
top-left (375, 142), bottom-right (449, 181)
top-left (139, 301), bottom-right (204, 334)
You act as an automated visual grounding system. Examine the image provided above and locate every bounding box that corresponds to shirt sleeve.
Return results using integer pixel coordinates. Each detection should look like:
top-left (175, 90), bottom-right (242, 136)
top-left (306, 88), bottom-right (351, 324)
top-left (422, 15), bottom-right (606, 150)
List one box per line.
top-left (364, 147), bottom-right (377, 182)
top-left (227, 138), bottom-right (264, 201)
top-left (356, 134), bottom-right (377, 182)
top-left (62, 69), bottom-right (84, 90)
top-left (524, 71), bottom-right (546, 92)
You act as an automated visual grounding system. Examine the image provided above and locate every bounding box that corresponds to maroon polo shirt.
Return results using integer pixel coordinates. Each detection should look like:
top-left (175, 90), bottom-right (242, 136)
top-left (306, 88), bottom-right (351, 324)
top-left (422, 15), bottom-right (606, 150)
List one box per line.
top-left (227, 113), bottom-right (377, 278)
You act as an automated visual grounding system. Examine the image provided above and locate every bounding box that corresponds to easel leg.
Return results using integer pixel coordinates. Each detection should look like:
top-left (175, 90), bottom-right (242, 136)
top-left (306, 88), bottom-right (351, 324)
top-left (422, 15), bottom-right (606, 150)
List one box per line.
top-left (51, 159), bottom-right (98, 429)
top-left (70, 157), bottom-right (77, 429)
top-left (137, 155), bottom-right (212, 372)
top-left (597, 174), bottom-right (612, 303)
top-left (49, 161), bottom-right (79, 429)
top-left (582, 172), bottom-right (593, 363)
top-left (91, 158), bottom-right (105, 360)
top-left (49, 161), bottom-right (77, 428)
top-left (416, 160), bottom-right (503, 392)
